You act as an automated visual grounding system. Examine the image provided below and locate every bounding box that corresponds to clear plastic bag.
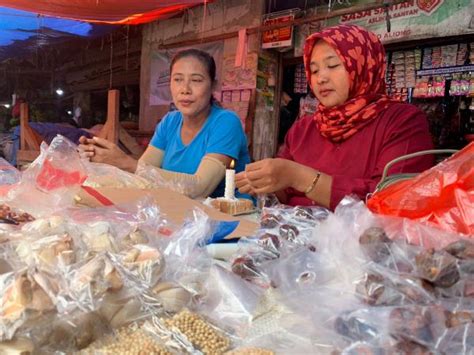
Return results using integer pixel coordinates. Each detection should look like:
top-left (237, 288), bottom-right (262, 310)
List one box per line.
top-left (4, 135), bottom-right (87, 217)
top-left (238, 198), bottom-right (470, 353)
top-left (84, 161), bottom-right (155, 189)
top-left (136, 161), bottom-right (198, 196)
top-left (197, 264), bottom-right (264, 338)
top-left (0, 269), bottom-right (58, 341)
top-left (162, 208), bottom-right (214, 295)
top-left (78, 321), bottom-right (173, 354)
top-left (0, 158), bottom-right (21, 186)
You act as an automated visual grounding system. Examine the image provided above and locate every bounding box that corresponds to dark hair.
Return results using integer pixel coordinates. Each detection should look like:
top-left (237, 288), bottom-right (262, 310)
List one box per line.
top-left (170, 49), bottom-right (218, 106)
top-left (170, 48), bottom-right (216, 82)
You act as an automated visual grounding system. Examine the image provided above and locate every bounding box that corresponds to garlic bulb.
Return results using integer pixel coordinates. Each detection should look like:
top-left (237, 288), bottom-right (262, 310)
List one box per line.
top-left (124, 229), bottom-right (149, 245)
top-left (0, 337), bottom-right (34, 354)
top-left (122, 245), bottom-right (164, 287)
top-left (21, 216), bottom-right (66, 235)
top-left (152, 282), bottom-right (191, 313)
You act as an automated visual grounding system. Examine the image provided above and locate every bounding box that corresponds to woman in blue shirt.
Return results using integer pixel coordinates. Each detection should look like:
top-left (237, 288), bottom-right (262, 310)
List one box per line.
top-left (79, 49), bottom-right (250, 199)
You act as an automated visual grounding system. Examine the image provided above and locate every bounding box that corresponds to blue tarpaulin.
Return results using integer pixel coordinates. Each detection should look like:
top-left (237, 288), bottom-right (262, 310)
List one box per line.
top-left (0, 7), bottom-right (114, 61)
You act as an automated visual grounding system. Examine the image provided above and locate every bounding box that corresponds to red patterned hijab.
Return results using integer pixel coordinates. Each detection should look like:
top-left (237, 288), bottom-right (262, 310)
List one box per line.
top-left (303, 25), bottom-right (395, 142)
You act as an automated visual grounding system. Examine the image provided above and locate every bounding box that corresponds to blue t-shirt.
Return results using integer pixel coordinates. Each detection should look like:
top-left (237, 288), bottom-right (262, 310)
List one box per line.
top-left (150, 105), bottom-right (251, 199)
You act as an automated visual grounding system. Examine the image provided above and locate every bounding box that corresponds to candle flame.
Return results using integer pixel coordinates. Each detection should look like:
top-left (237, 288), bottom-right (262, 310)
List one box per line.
top-left (230, 160), bottom-right (235, 169)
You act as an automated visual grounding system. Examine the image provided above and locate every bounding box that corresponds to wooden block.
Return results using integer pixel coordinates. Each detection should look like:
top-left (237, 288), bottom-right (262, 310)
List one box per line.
top-left (209, 198), bottom-right (255, 216)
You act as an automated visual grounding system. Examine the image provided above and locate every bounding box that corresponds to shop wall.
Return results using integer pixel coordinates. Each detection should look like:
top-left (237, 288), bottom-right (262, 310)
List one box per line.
top-left (139, 0), bottom-right (265, 132)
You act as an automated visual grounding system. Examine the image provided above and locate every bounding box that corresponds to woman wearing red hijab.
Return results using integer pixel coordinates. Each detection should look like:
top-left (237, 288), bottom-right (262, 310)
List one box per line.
top-left (236, 25), bottom-right (434, 210)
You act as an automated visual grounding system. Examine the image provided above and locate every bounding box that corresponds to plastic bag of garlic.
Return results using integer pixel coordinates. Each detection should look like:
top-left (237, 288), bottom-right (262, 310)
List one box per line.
top-left (0, 195), bottom-right (273, 354)
top-left (0, 198), bottom-right (172, 350)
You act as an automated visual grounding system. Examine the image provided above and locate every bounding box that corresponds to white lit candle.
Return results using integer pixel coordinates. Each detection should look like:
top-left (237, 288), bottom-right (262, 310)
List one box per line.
top-left (224, 159), bottom-right (236, 200)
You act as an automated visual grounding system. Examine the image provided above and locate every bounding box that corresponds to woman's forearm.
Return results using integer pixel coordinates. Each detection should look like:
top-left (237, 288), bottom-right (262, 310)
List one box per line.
top-left (288, 161), bottom-right (333, 208)
top-left (119, 155), bottom-right (138, 173)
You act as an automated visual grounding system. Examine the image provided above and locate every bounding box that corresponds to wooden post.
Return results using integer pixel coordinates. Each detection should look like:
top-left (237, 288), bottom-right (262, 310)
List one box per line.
top-left (98, 89), bottom-right (120, 144)
top-left (17, 102), bottom-right (42, 165)
top-left (20, 103), bottom-right (28, 151)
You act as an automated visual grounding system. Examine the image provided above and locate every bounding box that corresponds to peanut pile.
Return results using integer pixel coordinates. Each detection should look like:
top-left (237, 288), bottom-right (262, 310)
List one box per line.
top-left (164, 309), bottom-right (230, 354)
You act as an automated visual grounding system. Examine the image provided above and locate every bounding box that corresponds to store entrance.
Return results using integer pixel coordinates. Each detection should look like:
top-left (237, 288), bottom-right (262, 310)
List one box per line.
top-left (278, 61), bottom-right (319, 149)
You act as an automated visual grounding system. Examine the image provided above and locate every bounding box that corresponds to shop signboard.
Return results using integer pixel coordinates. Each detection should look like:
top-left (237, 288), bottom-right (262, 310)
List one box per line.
top-left (262, 11), bottom-right (296, 49)
top-left (295, 0), bottom-right (474, 56)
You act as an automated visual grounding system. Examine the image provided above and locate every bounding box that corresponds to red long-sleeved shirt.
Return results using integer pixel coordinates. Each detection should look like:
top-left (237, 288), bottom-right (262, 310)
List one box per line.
top-left (278, 103), bottom-right (434, 210)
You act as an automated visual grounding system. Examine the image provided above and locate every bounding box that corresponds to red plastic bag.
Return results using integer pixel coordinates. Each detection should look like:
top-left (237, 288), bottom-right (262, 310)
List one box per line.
top-left (367, 142), bottom-right (474, 235)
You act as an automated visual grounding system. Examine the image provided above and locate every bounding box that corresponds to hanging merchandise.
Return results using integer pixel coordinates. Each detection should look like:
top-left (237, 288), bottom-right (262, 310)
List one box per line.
top-left (388, 49), bottom-right (421, 101)
top-left (449, 73), bottom-right (472, 97)
top-left (413, 77), bottom-right (429, 99)
top-left (293, 64), bottom-right (307, 94)
top-left (470, 42), bottom-right (474, 63)
top-left (457, 43), bottom-right (468, 65)
top-left (432, 76), bottom-right (446, 97)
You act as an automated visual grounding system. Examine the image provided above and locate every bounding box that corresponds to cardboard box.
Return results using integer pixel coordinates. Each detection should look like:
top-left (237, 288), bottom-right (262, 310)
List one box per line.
top-left (76, 186), bottom-right (258, 239)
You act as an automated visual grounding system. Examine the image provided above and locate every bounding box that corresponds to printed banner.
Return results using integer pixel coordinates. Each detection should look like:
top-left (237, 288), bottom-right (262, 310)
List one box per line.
top-left (295, 0), bottom-right (474, 56)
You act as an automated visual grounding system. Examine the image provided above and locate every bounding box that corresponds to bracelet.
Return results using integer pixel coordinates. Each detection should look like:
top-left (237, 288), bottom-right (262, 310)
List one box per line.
top-left (304, 172), bottom-right (321, 195)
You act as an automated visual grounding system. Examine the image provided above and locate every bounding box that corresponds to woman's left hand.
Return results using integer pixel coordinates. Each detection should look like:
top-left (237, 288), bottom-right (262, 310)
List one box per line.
top-left (238, 158), bottom-right (297, 194)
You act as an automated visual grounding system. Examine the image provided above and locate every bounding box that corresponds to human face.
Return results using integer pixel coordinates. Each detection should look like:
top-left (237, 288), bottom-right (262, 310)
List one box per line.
top-left (170, 56), bottom-right (213, 120)
top-left (309, 40), bottom-right (350, 108)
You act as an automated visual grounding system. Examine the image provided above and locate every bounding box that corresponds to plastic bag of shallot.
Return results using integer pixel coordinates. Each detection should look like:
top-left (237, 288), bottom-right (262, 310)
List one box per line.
top-left (262, 197), bottom-right (474, 354)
